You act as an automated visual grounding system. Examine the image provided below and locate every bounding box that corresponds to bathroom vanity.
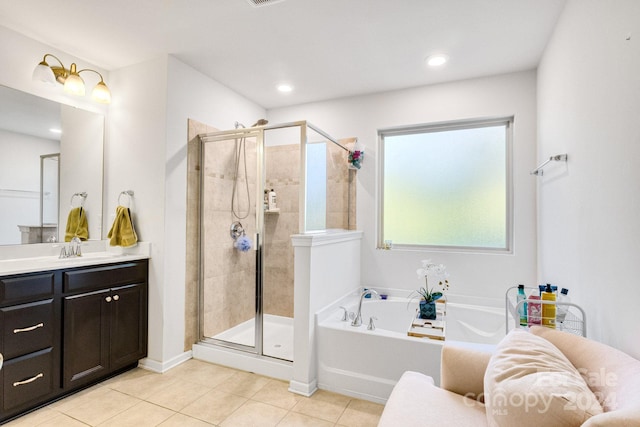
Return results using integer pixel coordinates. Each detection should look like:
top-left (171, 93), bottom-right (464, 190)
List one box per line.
top-left (0, 255), bottom-right (148, 423)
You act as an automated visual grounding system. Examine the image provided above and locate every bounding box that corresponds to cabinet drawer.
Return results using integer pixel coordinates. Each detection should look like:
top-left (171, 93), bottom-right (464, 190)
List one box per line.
top-left (63, 261), bottom-right (148, 293)
top-left (2, 348), bottom-right (53, 411)
top-left (0, 273), bottom-right (55, 305)
top-left (1, 299), bottom-right (54, 359)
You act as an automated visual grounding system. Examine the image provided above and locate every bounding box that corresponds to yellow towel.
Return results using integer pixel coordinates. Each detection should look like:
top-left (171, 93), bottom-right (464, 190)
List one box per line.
top-left (64, 207), bottom-right (89, 242)
top-left (107, 205), bottom-right (138, 247)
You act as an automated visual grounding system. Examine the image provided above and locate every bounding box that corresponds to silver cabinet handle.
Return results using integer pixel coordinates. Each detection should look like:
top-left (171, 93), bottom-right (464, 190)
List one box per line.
top-left (105, 296), bottom-right (112, 302)
top-left (13, 373), bottom-right (44, 387)
top-left (13, 322), bottom-right (44, 334)
top-left (113, 295), bottom-right (119, 301)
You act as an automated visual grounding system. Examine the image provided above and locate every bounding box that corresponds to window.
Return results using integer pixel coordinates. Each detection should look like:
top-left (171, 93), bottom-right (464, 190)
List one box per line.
top-left (378, 117), bottom-right (512, 251)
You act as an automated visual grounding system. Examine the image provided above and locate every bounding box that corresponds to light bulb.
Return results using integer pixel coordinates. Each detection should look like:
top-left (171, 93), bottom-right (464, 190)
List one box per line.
top-left (92, 81), bottom-right (111, 104)
top-left (63, 63), bottom-right (85, 96)
top-left (32, 61), bottom-right (57, 85)
top-left (426, 54), bottom-right (449, 67)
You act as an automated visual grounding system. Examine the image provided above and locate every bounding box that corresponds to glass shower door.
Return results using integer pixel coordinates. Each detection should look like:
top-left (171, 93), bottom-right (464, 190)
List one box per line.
top-left (200, 128), bottom-right (262, 352)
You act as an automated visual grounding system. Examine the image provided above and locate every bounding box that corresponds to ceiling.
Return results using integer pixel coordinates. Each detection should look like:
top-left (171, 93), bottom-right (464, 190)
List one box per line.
top-left (0, 0), bottom-right (567, 109)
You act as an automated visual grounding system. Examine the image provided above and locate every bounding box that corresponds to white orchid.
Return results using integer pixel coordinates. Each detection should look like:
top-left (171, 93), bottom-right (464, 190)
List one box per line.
top-left (415, 259), bottom-right (450, 302)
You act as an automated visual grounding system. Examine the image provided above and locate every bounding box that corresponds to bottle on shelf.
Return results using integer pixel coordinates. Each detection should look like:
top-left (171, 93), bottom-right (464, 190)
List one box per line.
top-left (539, 283), bottom-right (557, 296)
top-left (541, 283), bottom-right (557, 328)
top-left (517, 284), bottom-right (528, 327)
top-left (556, 287), bottom-right (571, 327)
top-left (268, 188), bottom-right (277, 210)
top-left (528, 293), bottom-right (541, 326)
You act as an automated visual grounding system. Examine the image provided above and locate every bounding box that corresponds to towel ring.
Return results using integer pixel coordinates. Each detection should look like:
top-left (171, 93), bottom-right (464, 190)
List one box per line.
top-left (70, 192), bottom-right (87, 208)
top-left (118, 190), bottom-right (134, 207)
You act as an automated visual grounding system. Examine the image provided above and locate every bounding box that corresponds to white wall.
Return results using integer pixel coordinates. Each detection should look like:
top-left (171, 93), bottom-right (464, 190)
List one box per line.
top-left (268, 71), bottom-right (538, 304)
top-left (106, 57), bottom-right (169, 363)
top-left (537, 0), bottom-right (640, 358)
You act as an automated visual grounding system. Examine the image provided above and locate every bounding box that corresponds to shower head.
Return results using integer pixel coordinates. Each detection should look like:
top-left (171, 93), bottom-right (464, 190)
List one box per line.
top-left (252, 119), bottom-right (268, 127)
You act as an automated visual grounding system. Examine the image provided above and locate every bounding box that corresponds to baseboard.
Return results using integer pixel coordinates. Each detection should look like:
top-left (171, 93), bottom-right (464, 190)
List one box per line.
top-left (138, 350), bottom-right (192, 373)
top-left (192, 343), bottom-right (292, 381)
top-left (288, 379), bottom-right (318, 397)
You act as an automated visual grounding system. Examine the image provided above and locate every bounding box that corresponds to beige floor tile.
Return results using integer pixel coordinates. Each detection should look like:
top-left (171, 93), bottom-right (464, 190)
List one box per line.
top-left (158, 413), bottom-right (214, 426)
top-left (146, 378), bottom-right (213, 411)
top-left (2, 407), bottom-right (65, 426)
top-left (61, 389), bottom-right (142, 426)
top-left (250, 379), bottom-right (301, 410)
top-left (215, 371), bottom-right (271, 398)
top-left (336, 399), bottom-right (384, 427)
top-left (291, 393), bottom-right (350, 423)
top-left (165, 360), bottom-right (237, 388)
top-left (219, 400), bottom-right (287, 427)
top-left (310, 390), bottom-right (352, 406)
top-left (277, 412), bottom-right (335, 427)
top-left (106, 369), bottom-right (180, 400)
top-left (35, 412), bottom-right (90, 426)
top-left (100, 367), bottom-right (149, 387)
top-left (48, 384), bottom-right (112, 413)
top-left (180, 389), bottom-right (247, 425)
top-left (97, 401), bottom-right (174, 427)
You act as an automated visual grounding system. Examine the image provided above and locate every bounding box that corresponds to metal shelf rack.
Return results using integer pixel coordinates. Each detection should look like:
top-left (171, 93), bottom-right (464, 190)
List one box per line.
top-left (505, 285), bottom-right (587, 337)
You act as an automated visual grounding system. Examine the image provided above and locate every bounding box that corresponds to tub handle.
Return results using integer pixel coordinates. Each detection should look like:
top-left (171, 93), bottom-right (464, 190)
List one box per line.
top-left (367, 316), bottom-right (378, 331)
top-left (339, 306), bottom-right (349, 322)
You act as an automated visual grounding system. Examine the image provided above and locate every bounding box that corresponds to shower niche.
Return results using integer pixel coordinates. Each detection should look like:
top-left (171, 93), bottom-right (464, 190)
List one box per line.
top-left (193, 120), bottom-right (355, 363)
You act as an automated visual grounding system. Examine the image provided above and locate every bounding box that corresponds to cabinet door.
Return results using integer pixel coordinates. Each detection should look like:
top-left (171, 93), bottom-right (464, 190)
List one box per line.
top-left (110, 283), bottom-right (147, 370)
top-left (63, 289), bottom-right (110, 388)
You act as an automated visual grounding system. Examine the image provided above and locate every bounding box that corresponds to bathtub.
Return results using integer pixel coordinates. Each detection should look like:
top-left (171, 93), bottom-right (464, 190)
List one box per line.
top-left (316, 291), bottom-right (505, 403)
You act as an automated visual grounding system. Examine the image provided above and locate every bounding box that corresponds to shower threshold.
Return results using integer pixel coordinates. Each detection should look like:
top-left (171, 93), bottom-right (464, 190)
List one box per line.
top-left (211, 314), bottom-right (293, 361)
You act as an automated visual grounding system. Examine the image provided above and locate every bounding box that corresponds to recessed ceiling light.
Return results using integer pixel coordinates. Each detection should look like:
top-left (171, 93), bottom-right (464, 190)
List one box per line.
top-left (49, 128), bottom-right (62, 134)
top-left (426, 54), bottom-right (449, 67)
top-left (277, 84), bottom-right (293, 93)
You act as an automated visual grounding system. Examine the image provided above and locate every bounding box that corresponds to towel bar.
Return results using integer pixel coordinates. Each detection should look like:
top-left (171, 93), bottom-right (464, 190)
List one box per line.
top-left (118, 190), bottom-right (134, 207)
top-left (530, 154), bottom-right (568, 176)
top-left (70, 192), bottom-right (87, 207)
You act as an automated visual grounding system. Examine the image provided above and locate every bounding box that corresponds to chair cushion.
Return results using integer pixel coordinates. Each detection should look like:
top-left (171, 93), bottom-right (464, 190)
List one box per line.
top-left (484, 329), bottom-right (602, 427)
top-left (379, 371), bottom-right (487, 427)
top-left (530, 326), bottom-right (640, 426)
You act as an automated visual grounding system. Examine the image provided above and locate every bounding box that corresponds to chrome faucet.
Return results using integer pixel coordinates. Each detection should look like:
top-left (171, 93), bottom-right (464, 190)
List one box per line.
top-left (59, 237), bottom-right (82, 259)
top-left (352, 289), bottom-right (379, 327)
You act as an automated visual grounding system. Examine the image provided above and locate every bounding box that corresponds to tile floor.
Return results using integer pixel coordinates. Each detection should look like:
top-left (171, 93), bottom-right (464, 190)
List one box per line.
top-left (4, 359), bottom-right (384, 427)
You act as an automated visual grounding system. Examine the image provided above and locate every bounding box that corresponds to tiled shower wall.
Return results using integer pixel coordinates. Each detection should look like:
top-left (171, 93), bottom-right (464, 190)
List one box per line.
top-left (263, 144), bottom-right (299, 318)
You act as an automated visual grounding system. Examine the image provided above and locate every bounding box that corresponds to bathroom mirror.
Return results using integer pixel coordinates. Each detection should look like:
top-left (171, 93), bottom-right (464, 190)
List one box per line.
top-left (0, 85), bottom-right (104, 245)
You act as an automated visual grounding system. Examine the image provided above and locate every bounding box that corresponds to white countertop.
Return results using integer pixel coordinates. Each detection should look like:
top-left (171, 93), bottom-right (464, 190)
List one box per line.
top-left (0, 241), bottom-right (151, 276)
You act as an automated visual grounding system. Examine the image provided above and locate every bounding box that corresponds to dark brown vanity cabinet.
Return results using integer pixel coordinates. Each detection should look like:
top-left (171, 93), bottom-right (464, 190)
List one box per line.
top-left (0, 272), bottom-right (58, 416)
top-left (0, 259), bottom-right (148, 423)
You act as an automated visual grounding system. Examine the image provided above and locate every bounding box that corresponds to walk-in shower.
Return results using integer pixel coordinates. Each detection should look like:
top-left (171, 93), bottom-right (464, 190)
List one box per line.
top-left (195, 120), bottom-right (355, 367)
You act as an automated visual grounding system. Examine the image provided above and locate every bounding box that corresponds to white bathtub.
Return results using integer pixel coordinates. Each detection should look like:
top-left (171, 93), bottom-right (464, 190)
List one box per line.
top-left (316, 291), bottom-right (505, 403)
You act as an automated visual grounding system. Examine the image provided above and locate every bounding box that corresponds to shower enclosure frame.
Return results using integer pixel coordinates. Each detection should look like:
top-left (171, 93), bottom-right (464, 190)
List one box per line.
top-left (197, 120), bottom-right (350, 361)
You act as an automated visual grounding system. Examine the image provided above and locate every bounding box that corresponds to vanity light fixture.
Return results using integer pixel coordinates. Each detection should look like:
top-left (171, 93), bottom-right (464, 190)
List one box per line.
top-left (32, 54), bottom-right (111, 104)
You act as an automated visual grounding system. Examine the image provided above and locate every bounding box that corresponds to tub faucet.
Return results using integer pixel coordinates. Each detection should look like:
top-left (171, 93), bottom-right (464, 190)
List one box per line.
top-left (352, 289), bottom-right (379, 327)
